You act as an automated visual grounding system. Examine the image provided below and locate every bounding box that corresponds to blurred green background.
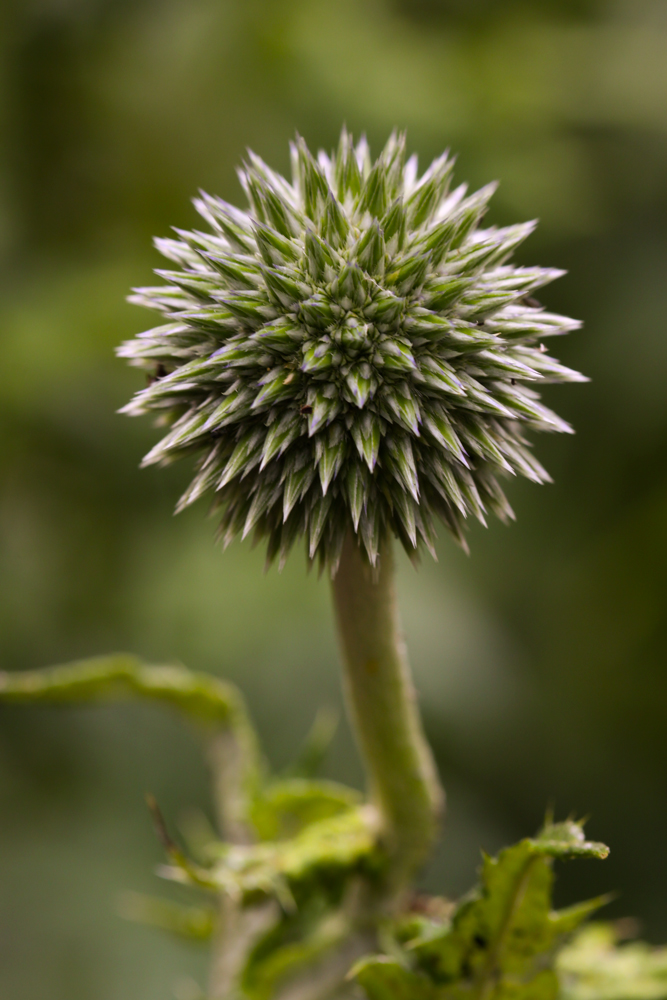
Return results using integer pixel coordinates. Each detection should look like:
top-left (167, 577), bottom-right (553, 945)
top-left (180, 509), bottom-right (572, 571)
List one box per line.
top-left (1, 0), bottom-right (667, 996)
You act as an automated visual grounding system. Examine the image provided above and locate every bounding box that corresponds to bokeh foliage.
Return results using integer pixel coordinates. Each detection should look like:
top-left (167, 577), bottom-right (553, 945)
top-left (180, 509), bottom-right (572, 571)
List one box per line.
top-left (1, 1), bottom-right (667, 998)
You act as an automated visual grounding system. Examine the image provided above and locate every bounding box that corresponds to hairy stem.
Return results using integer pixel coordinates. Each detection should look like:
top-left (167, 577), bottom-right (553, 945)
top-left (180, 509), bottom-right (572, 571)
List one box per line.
top-left (331, 533), bottom-right (443, 893)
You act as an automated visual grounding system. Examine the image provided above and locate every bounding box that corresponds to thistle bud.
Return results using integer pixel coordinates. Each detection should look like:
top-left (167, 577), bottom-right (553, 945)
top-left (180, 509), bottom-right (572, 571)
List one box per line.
top-left (119, 130), bottom-right (585, 572)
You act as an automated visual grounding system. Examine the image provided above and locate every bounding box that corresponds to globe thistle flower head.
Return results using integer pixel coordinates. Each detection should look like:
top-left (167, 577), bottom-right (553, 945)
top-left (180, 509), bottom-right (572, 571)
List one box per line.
top-left (118, 131), bottom-right (585, 572)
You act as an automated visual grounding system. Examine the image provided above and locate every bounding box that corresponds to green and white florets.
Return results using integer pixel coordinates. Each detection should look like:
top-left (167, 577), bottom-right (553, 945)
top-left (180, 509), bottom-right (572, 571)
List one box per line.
top-left (119, 131), bottom-right (584, 571)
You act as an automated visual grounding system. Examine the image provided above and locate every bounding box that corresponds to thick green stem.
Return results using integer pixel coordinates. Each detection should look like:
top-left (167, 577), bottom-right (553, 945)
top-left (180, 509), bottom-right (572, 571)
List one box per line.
top-left (331, 532), bottom-right (444, 892)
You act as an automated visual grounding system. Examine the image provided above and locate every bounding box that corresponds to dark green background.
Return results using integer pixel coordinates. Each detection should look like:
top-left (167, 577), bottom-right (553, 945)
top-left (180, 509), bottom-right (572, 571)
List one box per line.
top-left (1, 1), bottom-right (667, 997)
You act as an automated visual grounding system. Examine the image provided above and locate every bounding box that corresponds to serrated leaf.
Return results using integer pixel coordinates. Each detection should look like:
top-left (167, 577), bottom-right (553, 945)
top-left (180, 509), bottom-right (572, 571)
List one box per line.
top-left (361, 821), bottom-right (611, 1000)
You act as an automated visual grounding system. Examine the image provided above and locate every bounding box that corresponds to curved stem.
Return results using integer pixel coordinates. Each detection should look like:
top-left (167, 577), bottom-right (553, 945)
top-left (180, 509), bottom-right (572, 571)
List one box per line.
top-left (0, 654), bottom-right (262, 842)
top-left (331, 532), bottom-right (444, 893)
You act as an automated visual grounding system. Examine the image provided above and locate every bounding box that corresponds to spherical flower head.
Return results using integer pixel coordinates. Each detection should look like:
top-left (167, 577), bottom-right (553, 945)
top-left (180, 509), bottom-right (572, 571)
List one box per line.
top-left (118, 131), bottom-right (585, 573)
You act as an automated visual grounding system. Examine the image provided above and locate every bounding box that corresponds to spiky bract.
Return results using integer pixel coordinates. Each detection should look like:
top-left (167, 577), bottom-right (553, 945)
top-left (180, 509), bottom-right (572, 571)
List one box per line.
top-left (119, 131), bottom-right (584, 571)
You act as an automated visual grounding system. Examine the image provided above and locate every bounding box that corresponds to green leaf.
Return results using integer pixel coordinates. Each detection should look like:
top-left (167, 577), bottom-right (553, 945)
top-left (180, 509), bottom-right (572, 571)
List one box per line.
top-left (530, 820), bottom-right (609, 860)
top-left (408, 821), bottom-right (608, 992)
top-left (351, 822), bottom-right (610, 1000)
top-left (241, 897), bottom-right (357, 1000)
top-left (352, 957), bottom-right (437, 1000)
top-left (207, 806), bottom-right (380, 901)
top-left (557, 924), bottom-right (667, 1000)
top-left (250, 779), bottom-right (361, 842)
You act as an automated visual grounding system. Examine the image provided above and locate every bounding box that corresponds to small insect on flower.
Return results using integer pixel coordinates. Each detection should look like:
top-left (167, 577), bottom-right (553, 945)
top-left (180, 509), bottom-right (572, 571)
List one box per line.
top-left (118, 130), bottom-right (585, 572)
